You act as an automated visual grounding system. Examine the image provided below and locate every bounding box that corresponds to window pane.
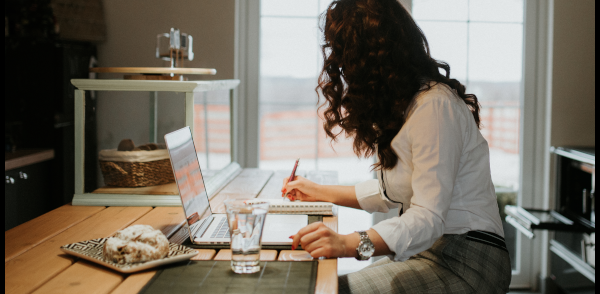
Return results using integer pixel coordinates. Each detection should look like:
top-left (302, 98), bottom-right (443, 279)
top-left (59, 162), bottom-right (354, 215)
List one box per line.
top-left (413, 0), bottom-right (468, 21)
top-left (468, 23), bottom-right (523, 83)
top-left (418, 21), bottom-right (468, 82)
top-left (467, 22), bottom-right (523, 271)
top-left (468, 22), bottom-right (522, 189)
top-left (259, 0), bottom-right (377, 276)
top-left (477, 100), bottom-right (520, 188)
top-left (469, 0), bottom-right (524, 23)
top-left (261, 0), bottom-right (320, 17)
top-left (414, 4), bottom-right (523, 272)
top-left (260, 102), bottom-right (319, 171)
top-left (193, 90), bottom-right (231, 172)
top-left (319, 0), bottom-right (333, 16)
top-left (316, 116), bottom-right (374, 185)
top-left (261, 17), bottom-right (321, 78)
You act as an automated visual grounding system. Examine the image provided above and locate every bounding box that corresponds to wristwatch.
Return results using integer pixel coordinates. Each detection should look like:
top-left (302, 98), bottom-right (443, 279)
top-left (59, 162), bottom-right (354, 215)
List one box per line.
top-left (355, 231), bottom-right (375, 260)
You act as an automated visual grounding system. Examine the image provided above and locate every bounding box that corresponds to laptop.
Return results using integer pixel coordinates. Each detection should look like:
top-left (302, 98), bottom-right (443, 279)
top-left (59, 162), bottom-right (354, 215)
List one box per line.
top-left (164, 127), bottom-right (308, 245)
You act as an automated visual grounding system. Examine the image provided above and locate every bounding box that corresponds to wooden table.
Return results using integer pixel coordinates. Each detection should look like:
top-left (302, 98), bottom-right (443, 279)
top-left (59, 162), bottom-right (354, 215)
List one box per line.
top-left (5, 170), bottom-right (338, 294)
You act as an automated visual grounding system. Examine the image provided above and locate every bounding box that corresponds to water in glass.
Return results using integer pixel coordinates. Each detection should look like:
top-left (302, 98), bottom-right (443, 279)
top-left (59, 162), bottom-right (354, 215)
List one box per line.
top-left (225, 200), bottom-right (269, 274)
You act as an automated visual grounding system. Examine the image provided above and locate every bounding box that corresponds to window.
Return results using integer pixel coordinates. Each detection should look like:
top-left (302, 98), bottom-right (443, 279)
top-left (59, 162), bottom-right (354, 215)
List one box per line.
top-left (258, 0), bottom-right (374, 185)
top-left (259, 0), bottom-right (374, 274)
top-left (413, 0), bottom-right (524, 279)
top-left (193, 90), bottom-right (232, 172)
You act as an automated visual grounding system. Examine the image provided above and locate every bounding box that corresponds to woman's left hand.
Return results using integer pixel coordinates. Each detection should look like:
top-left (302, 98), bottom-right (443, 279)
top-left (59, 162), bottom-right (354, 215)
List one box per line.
top-left (291, 222), bottom-right (352, 259)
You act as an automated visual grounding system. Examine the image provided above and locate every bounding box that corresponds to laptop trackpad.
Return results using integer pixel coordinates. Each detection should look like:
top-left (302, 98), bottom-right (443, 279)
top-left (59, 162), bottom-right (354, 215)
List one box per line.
top-left (261, 214), bottom-right (308, 244)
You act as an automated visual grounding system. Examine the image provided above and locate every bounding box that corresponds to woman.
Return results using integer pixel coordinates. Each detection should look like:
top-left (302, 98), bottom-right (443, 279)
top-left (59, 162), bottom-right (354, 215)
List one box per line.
top-left (281, 0), bottom-right (512, 293)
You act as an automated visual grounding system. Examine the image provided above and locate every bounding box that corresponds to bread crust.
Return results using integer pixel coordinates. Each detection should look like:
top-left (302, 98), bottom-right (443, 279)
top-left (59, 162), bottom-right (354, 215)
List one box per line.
top-left (103, 225), bottom-right (169, 264)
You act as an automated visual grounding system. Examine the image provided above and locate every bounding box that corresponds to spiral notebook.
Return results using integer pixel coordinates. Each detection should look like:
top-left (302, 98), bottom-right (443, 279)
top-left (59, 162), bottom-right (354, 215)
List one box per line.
top-left (255, 199), bottom-right (336, 215)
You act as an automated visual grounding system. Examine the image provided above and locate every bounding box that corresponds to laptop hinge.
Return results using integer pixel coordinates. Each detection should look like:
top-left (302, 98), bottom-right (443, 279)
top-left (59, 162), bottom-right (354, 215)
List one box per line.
top-left (194, 215), bottom-right (215, 239)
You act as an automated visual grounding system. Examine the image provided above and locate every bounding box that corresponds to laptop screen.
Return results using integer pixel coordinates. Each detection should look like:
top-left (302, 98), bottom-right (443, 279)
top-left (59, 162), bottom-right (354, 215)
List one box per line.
top-left (164, 127), bottom-right (212, 237)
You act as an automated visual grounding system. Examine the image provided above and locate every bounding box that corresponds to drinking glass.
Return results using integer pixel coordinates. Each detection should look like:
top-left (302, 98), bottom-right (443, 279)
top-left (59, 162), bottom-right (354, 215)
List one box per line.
top-left (224, 199), bottom-right (270, 274)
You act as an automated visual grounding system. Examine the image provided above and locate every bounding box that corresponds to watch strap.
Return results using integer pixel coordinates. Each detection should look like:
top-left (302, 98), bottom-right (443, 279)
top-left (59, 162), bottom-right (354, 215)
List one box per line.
top-left (355, 231), bottom-right (374, 260)
top-left (357, 231), bottom-right (369, 241)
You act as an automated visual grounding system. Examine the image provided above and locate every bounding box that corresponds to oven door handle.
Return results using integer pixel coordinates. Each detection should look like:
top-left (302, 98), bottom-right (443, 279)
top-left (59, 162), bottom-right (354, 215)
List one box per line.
top-left (505, 215), bottom-right (535, 239)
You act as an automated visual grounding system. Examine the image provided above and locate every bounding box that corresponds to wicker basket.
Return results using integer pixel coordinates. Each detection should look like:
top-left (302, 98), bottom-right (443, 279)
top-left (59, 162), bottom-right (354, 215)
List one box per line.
top-left (99, 149), bottom-right (175, 187)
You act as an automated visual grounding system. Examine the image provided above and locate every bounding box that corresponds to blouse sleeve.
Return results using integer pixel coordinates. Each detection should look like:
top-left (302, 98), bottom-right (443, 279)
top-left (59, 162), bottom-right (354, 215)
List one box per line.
top-left (354, 179), bottom-right (398, 213)
top-left (370, 95), bottom-right (465, 261)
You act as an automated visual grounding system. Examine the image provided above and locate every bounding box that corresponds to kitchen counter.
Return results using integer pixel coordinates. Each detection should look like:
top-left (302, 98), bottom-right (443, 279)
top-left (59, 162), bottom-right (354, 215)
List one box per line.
top-left (5, 149), bottom-right (55, 171)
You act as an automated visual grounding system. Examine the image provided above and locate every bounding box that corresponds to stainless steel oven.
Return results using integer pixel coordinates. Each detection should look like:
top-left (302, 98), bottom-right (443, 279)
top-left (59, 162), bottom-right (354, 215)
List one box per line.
top-left (505, 147), bottom-right (595, 293)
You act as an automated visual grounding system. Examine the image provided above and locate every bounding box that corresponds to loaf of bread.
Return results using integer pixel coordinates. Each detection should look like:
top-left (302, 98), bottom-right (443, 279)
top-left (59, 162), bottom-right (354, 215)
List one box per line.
top-left (103, 225), bottom-right (169, 264)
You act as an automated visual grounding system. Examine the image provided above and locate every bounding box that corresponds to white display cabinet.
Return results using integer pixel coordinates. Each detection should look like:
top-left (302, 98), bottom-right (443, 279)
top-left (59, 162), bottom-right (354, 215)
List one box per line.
top-left (70, 79), bottom-right (240, 206)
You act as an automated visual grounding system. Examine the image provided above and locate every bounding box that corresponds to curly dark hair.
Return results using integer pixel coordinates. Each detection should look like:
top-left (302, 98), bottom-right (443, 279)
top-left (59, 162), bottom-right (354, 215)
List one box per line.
top-left (317, 0), bottom-right (481, 170)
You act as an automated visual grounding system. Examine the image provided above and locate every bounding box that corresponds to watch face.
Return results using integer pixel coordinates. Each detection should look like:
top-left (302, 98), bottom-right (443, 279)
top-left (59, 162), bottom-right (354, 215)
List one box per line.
top-left (359, 242), bottom-right (375, 256)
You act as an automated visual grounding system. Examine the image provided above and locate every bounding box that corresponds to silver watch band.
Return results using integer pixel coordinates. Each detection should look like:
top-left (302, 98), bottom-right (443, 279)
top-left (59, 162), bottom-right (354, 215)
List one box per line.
top-left (356, 231), bottom-right (374, 260)
top-left (358, 231), bottom-right (369, 241)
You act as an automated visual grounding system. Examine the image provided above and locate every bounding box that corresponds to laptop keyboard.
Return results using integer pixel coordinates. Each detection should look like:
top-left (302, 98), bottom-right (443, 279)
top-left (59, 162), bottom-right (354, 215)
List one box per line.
top-left (210, 217), bottom-right (230, 238)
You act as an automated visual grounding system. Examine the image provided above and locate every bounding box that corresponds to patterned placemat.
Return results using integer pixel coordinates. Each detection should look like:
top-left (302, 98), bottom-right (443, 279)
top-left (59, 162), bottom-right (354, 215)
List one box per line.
top-left (60, 238), bottom-right (198, 273)
top-left (140, 260), bottom-right (318, 294)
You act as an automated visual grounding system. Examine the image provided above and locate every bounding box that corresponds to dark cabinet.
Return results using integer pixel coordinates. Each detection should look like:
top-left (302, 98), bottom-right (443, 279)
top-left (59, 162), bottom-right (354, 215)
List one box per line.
top-left (5, 160), bottom-right (56, 230)
top-left (5, 39), bottom-right (98, 205)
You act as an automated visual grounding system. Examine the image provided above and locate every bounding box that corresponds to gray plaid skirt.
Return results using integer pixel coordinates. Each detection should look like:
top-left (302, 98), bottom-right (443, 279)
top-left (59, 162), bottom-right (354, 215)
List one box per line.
top-left (339, 232), bottom-right (512, 294)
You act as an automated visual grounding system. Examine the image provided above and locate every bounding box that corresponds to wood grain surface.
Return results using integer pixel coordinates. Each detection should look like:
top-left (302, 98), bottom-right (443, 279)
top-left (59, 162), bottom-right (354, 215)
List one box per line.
top-left (6, 169), bottom-right (340, 293)
top-left (209, 169), bottom-right (274, 213)
top-left (123, 74), bottom-right (184, 81)
top-left (51, 207), bottom-right (186, 294)
top-left (306, 170), bottom-right (339, 185)
top-left (5, 205), bottom-right (105, 262)
top-left (109, 271), bottom-right (156, 294)
top-left (32, 260), bottom-right (124, 294)
top-left (277, 250), bottom-right (314, 261)
top-left (323, 216), bottom-right (338, 233)
top-left (5, 207), bottom-right (151, 294)
top-left (316, 259), bottom-right (338, 294)
top-left (217, 169), bottom-right (273, 195)
top-left (256, 170), bottom-right (307, 199)
top-left (89, 67), bottom-right (217, 75)
top-left (213, 249), bottom-right (278, 261)
top-left (92, 183), bottom-right (179, 195)
top-left (190, 249), bottom-right (217, 260)
top-left (5, 149), bottom-right (55, 171)
top-left (128, 207), bottom-right (186, 237)
top-left (209, 193), bottom-right (258, 214)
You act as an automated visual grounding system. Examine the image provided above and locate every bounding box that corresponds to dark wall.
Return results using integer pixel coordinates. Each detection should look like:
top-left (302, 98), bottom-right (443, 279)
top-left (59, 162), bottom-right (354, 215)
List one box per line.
top-left (5, 38), bottom-right (98, 210)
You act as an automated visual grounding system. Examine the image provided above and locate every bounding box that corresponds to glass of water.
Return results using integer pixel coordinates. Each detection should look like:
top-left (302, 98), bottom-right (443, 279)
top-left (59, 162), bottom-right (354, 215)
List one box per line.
top-left (224, 199), bottom-right (270, 274)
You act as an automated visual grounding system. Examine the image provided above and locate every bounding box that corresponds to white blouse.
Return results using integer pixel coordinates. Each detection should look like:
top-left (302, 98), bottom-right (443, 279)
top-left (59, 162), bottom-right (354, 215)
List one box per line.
top-left (354, 83), bottom-right (504, 262)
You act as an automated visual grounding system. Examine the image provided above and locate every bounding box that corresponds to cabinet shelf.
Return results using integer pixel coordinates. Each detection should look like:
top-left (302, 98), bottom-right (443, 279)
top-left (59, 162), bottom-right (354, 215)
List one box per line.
top-left (92, 183), bottom-right (179, 195)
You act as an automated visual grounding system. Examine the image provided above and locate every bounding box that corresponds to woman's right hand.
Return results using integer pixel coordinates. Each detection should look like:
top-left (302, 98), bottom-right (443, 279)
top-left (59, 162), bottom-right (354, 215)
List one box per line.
top-left (281, 176), bottom-right (321, 202)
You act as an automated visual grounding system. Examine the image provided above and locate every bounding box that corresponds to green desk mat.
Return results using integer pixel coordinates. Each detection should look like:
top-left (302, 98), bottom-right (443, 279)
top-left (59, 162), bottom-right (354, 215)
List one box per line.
top-left (184, 215), bottom-right (322, 250)
top-left (140, 260), bottom-right (318, 294)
